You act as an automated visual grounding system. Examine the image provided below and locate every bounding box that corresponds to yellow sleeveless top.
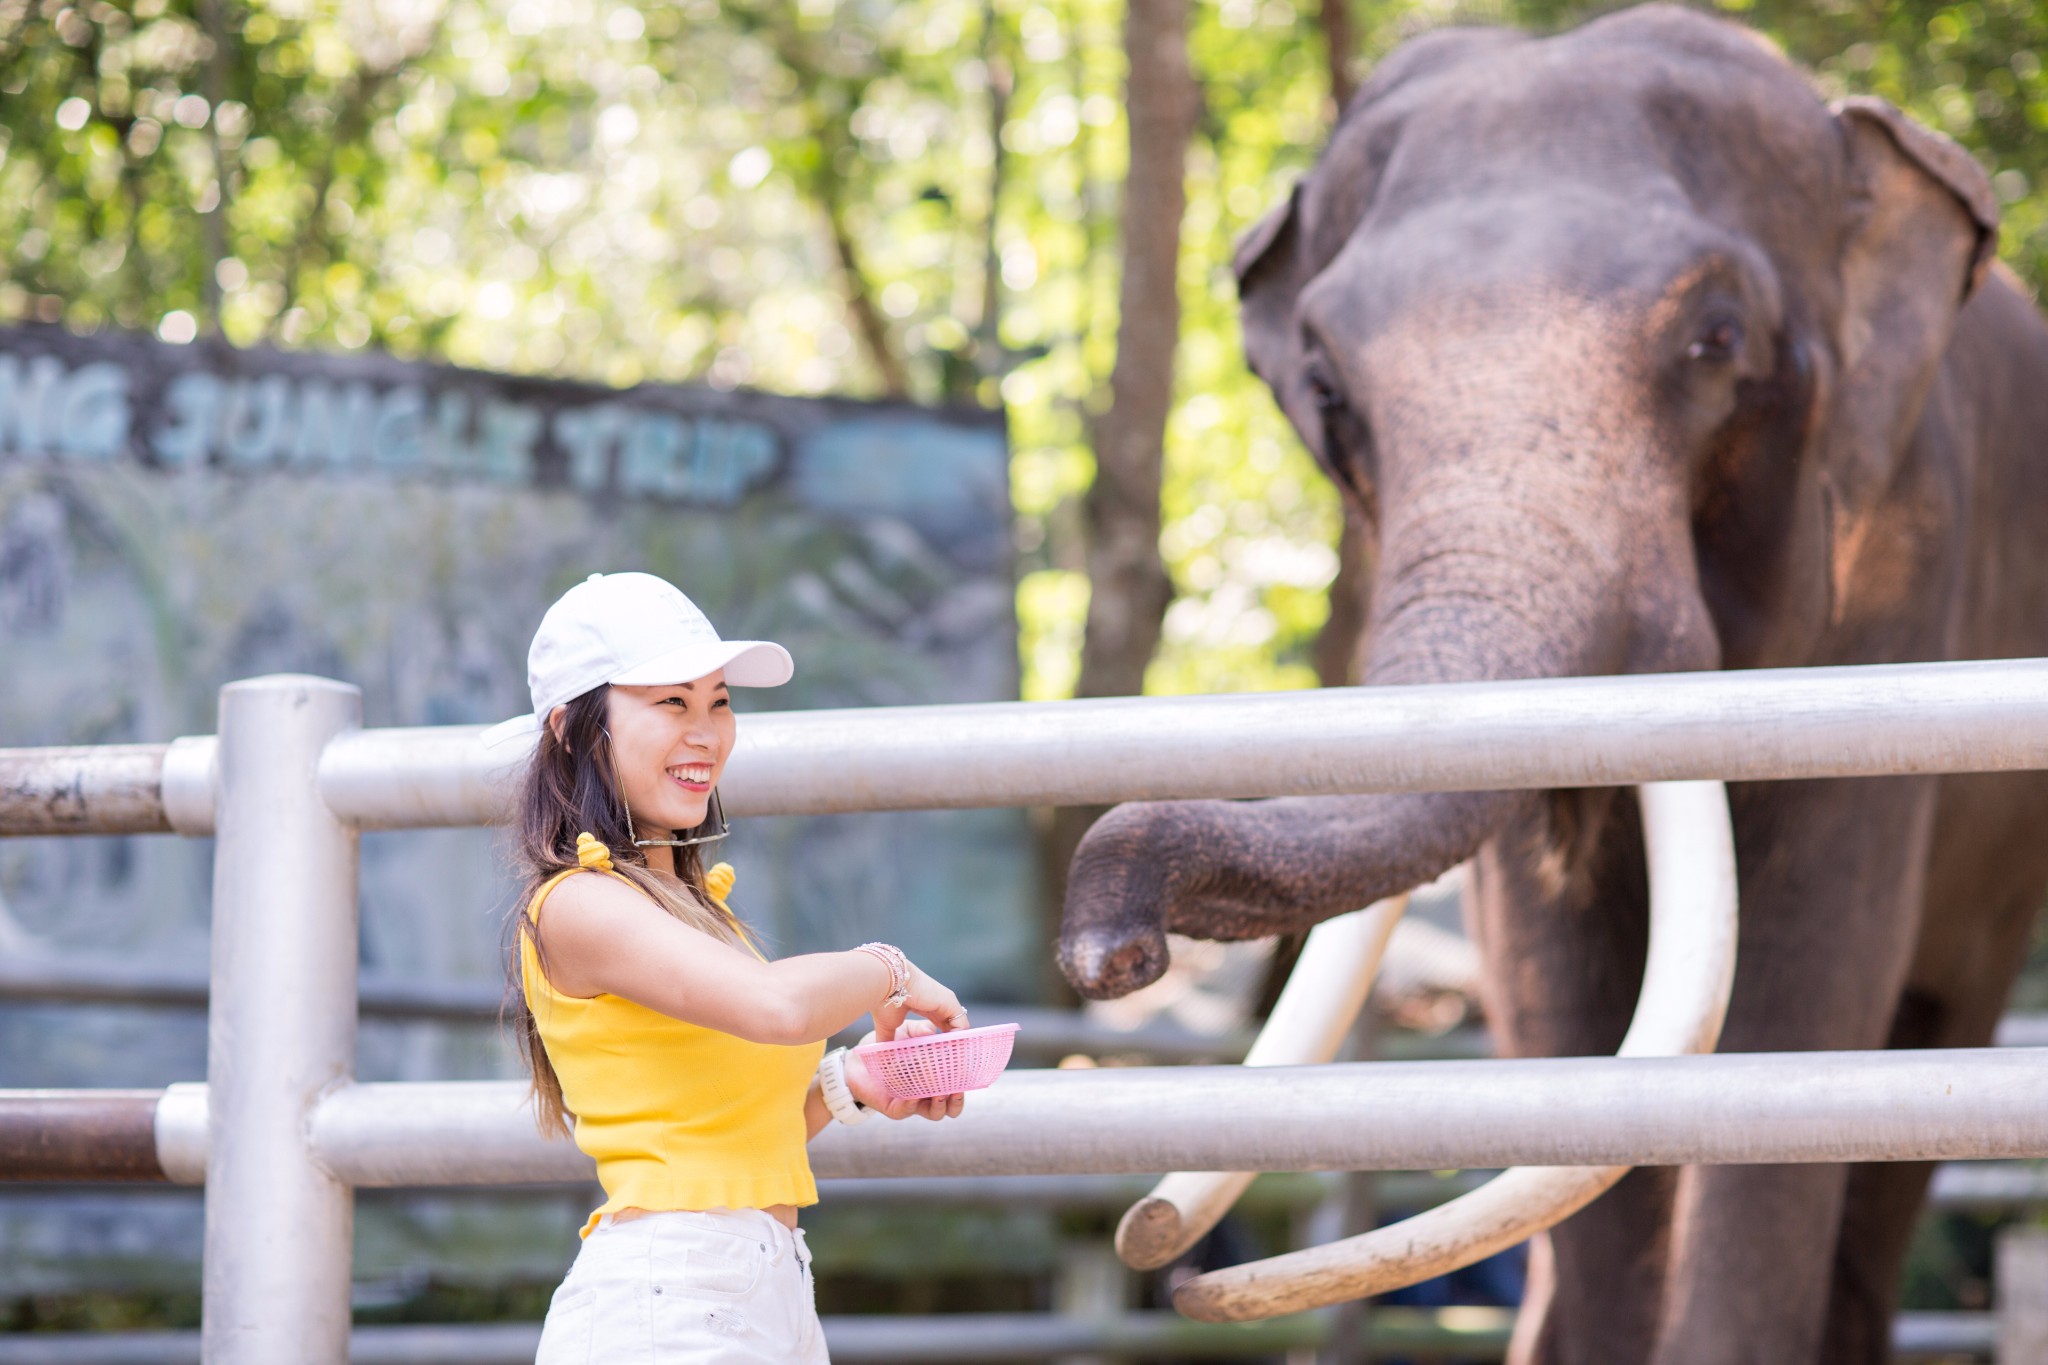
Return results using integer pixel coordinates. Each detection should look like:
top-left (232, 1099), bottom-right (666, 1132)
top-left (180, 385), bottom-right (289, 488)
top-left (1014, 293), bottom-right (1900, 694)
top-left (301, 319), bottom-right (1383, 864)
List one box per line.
top-left (519, 835), bottom-right (824, 1238)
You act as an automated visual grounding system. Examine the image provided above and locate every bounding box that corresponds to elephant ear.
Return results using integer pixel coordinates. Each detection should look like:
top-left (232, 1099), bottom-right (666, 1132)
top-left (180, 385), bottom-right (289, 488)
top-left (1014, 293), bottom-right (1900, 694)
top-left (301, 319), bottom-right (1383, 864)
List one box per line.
top-left (1821, 96), bottom-right (1999, 620)
top-left (1234, 185), bottom-right (1359, 489)
top-left (1234, 184), bottom-right (1316, 439)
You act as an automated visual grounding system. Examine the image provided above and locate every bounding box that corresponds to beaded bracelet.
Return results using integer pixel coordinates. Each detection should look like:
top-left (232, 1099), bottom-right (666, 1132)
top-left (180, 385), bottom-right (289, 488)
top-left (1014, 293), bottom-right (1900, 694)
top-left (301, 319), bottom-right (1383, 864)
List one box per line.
top-left (853, 941), bottom-right (911, 1008)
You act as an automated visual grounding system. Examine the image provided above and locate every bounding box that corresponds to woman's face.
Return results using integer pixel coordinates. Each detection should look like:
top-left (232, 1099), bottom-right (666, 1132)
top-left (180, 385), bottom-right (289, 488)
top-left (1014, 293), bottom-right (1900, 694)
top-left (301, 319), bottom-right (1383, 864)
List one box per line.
top-left (604, 671), bottom-right (735, 838)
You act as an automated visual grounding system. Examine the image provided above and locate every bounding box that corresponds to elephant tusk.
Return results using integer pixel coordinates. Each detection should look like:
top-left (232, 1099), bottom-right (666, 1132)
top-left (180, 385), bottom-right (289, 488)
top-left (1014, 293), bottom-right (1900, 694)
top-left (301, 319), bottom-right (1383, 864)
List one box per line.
top-left (1115, 893), bottom-right (1410, 1270)
top-left (1171, 780), bottom-right (1739, 1323)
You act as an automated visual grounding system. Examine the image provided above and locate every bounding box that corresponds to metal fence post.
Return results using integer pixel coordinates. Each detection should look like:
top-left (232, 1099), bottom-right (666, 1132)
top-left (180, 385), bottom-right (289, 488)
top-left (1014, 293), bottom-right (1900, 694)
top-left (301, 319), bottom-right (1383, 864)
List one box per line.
top-left (202, 675), bottom-right (361, 1364)
top-left (1999, 1225), bottom-right (2048, 1364)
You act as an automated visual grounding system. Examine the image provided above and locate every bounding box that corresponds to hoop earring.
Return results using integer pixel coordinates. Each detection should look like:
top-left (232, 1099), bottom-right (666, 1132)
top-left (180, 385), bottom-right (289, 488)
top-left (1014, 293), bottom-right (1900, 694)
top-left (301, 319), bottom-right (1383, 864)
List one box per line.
top-left (602, 727), bottom-right (731, 850)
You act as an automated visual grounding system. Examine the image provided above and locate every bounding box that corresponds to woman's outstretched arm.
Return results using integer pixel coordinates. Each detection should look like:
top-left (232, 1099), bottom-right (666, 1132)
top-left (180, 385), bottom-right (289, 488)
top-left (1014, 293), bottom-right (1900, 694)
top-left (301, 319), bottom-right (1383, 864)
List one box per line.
top-left (530, 870), bottom-right (966, 1045)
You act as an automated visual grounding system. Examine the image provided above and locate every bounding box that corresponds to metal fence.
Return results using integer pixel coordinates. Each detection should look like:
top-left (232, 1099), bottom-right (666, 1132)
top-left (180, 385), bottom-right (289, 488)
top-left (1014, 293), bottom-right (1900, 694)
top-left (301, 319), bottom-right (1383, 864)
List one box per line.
top-left (5, 659), bottom-right (2048, 1361)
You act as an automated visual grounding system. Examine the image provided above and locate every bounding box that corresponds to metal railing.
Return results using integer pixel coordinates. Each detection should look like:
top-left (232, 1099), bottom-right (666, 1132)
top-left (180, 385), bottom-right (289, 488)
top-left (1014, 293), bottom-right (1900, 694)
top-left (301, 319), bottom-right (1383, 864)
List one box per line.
top-left (4, 660), bottom-right (2048, 1361)
top-left (8, 658), bottom-right (2048, 837)
top-left (0, 1308), bottom-right (2008, 1364)
top-left (4, 1169), bottom-right (2036, 1361)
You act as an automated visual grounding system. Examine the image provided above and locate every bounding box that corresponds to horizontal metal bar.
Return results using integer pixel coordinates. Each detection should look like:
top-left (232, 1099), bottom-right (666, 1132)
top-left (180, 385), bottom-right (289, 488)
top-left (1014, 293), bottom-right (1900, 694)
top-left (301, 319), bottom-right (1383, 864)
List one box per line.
top-left (9, 1032), bottom-right (2046, 1187)
top-left (287, 1049), bottom-right (2048, 1187)
top-left (824, 1166), bottom-right (2048, 1217)
top-left (11, 1049), bottom-right (2030, 1187)
top-left (320, 657), bottom-right (2048, 826)
top-left (1894, 1311), bottom-right (2002, 1359)
top-left (822, 1308), bottom-right (1339, 1360)
top-left (0, 1317), bottom-right (1331, 1364)
top-left (0, 954), bottom-right (504, 1023)
top-left (814, 1171), bottom-right (1347, 1210)
top-left (10, 1146), bottom-right (2040, 1220)
top-left (804, 1049), bottom-right (2048, 1176)
top-left (0, 1311), bottom-right (1995, 1364)
top-left (0, 1089), bottom-right (165, 1182)
top-left (1930, 1161), bottom-right (2048, 1212)
top-left (0, 744), bottom-right (172, 836)
top-left (10, 658), bottom-right (2048, 835)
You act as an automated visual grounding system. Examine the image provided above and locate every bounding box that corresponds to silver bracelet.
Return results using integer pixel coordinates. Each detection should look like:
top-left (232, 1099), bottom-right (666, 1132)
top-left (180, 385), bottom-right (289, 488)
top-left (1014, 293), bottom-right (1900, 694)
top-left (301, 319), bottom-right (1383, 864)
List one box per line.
top-left (816, 1047), bottom-right (871, 1126)
top-left (853, 941), bottom-right (911, 1008)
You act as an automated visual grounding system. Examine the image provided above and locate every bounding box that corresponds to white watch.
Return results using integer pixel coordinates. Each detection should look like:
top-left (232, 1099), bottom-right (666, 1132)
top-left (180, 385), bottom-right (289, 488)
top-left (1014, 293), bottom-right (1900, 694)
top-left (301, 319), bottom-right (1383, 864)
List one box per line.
top-left (817, 1047), bottom-right (872, 1126)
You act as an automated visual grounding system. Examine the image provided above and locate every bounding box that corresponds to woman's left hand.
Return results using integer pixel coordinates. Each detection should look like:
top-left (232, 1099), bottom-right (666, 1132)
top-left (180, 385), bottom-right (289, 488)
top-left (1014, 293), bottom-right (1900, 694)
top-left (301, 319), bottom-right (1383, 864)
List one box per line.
top-left (845, 1020), bottom-right (966, 1122)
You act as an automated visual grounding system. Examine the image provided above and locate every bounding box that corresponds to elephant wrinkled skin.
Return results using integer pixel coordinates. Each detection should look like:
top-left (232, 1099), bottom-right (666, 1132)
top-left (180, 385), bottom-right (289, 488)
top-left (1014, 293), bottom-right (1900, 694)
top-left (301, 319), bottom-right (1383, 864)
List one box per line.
top-left (1056, 7), bottom-right (2048, 1364)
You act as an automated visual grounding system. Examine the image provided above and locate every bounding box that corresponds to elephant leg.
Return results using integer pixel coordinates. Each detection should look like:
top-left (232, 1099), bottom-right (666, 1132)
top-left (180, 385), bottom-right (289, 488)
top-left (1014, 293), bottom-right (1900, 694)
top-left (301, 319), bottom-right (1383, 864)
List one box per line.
top-left (1651, 778), bottom-right (1937, 1365)
top-left (1821, 769), bottom-right (2048, 1363)
top-left (1468, 793), bottom-right (1676, 1365)
top-left (1654, 1164), bottom-right (1850, 1363)
top-left (1510, 1168), bottom-right (1682, 1365)
top-left (1822, 1161), bottom-right (1937, 1364)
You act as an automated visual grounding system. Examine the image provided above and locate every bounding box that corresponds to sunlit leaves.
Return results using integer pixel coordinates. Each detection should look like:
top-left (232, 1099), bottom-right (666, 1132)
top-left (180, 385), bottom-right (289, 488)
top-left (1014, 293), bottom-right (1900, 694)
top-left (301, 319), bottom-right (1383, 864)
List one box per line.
top-left (9, 0), bottom-right (2040, 703)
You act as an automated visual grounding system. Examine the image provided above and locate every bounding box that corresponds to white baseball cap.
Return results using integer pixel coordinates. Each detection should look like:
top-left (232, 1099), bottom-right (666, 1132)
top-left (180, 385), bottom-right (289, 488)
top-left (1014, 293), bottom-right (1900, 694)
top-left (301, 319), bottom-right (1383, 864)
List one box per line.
top-left (481, 572), bottom-right (792, 747)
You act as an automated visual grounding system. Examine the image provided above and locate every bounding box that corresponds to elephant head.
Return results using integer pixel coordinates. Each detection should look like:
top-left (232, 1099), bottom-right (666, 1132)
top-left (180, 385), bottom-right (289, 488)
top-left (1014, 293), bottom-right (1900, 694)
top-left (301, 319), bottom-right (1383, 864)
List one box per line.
top-left (1058, 5), bottom-right (1997, 999)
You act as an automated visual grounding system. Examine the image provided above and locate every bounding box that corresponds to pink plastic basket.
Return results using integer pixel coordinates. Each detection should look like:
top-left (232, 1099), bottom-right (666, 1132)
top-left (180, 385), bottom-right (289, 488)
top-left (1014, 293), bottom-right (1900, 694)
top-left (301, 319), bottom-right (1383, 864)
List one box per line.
top-left (851, 1022), bottom-right (1021, 1100)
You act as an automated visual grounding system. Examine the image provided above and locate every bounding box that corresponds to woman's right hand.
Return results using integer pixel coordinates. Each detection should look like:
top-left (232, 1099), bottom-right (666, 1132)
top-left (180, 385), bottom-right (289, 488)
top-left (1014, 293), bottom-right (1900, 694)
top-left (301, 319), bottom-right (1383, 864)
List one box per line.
top-left (873, 964), bottom-right (967, 1041)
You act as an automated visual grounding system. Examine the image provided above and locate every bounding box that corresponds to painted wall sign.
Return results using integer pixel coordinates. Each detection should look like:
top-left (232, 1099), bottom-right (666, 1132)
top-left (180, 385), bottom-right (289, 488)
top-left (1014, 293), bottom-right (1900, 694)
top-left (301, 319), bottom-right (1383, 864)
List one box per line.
top-left (0, 325), bottom-right (803, 504)
top-left (0, 320), bottom-right (1035, 1101)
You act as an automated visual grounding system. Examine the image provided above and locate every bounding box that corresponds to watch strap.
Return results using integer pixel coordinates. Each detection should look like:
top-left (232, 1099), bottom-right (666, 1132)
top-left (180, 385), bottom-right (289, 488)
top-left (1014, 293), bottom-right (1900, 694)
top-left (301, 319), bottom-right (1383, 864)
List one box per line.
top-left (818, 1046), bottom-right (872, 1126)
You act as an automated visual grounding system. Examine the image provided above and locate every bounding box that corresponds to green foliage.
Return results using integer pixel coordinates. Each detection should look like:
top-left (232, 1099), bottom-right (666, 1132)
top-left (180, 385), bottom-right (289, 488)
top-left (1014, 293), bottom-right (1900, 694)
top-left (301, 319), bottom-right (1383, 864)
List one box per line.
top-left (0, 1288), bottom-right (200, 1329)
top-left (6, 0), bottom-right (2047, 703)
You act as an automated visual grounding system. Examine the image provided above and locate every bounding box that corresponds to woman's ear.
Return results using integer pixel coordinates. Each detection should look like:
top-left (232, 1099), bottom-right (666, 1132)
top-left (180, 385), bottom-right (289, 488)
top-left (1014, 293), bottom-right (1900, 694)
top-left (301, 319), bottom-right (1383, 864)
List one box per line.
top-left (1820, 97), bottom-right (1998, 622)
top-left (546, 705), bottom-right (569, 749)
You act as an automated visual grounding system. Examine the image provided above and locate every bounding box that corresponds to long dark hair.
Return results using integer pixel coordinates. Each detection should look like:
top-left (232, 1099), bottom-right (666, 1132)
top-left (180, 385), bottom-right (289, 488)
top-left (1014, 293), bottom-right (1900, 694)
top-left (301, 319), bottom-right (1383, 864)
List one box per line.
top-left (503, 683), bottom-right (753, 1137)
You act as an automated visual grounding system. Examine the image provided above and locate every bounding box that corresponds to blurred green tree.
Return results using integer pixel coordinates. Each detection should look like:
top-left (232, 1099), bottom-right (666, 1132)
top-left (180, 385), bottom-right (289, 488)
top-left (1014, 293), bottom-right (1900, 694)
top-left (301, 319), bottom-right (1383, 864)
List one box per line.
top-left (5, 0), bottom-right (2046, 705)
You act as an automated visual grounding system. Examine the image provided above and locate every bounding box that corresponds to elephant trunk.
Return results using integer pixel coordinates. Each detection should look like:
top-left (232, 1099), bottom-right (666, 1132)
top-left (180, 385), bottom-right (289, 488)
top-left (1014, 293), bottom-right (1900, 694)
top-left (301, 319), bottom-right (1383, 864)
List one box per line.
top-left (1059, 447), bottom-right (1693, 1000)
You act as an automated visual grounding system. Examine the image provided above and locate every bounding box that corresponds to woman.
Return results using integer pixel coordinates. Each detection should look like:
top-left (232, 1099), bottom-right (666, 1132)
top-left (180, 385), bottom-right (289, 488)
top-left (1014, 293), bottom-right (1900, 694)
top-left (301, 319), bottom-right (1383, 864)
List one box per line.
top-left (492, 571), bottom-right (971, 1364)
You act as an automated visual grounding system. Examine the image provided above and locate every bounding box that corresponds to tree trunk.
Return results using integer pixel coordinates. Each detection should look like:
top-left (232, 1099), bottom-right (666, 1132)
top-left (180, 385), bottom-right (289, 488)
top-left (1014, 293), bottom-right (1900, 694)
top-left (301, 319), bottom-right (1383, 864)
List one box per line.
top-left (822, 188), bottom-right (910, 398)
top-left (741, 8), bottom-right (911, 398)
top-left (1074, 0), bottom-right (1193, 705)
top-left (974, 1), bottom-right (1011, 386)
top-left (1319, 0), bottom-right (1358, 109)
top-left (1044, 0), bottom-right (1197, 986)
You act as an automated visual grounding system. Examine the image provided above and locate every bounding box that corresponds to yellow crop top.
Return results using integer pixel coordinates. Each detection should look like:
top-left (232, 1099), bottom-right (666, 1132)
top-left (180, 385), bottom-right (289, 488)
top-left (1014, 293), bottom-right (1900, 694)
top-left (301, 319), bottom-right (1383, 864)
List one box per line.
top-left (519, 835), bottom-right (824, 1238)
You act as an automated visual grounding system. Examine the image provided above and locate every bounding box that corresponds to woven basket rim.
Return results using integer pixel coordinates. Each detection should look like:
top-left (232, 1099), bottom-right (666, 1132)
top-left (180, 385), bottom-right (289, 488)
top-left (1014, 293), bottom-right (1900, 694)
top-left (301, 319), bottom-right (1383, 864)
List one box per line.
top-left (853, 1020), bottom-right (1020, 1057)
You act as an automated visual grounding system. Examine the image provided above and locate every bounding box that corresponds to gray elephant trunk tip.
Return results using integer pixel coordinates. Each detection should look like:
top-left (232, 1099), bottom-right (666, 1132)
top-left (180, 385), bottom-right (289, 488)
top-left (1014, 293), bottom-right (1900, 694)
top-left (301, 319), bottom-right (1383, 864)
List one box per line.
top-left (1058, 925), bottom-right (1170, 1000)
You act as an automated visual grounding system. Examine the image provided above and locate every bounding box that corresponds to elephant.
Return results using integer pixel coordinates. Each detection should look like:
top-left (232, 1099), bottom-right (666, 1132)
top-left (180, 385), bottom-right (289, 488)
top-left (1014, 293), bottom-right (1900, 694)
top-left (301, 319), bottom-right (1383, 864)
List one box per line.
top-left (1055, 6), bottom-right (2048, 1363)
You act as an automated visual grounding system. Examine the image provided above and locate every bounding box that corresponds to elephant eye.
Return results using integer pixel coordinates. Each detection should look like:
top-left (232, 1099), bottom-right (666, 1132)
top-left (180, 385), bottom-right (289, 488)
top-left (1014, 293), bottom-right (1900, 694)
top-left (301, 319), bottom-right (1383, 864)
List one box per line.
top-left (1687, 318), bottom-right (1743, 363)
top-left (1304, 360), bottom-right (1347, 411)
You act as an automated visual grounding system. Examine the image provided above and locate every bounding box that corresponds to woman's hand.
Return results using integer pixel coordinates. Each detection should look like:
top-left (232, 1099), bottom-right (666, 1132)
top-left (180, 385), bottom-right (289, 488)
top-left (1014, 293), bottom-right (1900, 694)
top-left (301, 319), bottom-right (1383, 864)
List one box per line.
top-left (846, 1020), bottom-right (966, 1122)
top-left (872, 963), bottom-right (968, 1042)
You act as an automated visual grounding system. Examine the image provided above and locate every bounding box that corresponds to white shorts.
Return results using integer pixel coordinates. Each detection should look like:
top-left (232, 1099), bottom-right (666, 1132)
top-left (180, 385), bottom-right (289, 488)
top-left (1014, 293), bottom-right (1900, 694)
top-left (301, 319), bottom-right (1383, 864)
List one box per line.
top-left (534, 1208), bottom-right (829, 1364)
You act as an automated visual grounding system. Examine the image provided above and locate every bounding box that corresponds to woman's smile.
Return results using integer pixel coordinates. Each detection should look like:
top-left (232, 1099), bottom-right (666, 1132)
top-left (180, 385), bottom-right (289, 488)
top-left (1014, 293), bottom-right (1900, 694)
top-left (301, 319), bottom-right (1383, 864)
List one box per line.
top-left (668, 762), bottom-right (713, 794)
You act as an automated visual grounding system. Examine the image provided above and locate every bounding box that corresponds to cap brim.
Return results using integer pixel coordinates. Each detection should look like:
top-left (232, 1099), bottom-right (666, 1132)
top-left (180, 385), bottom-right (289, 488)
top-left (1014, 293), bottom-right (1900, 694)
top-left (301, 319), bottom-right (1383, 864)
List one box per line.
top-left (610, 639), bottom-right (794, 689)
top-left (479, 713), bottom-right (542, 752)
